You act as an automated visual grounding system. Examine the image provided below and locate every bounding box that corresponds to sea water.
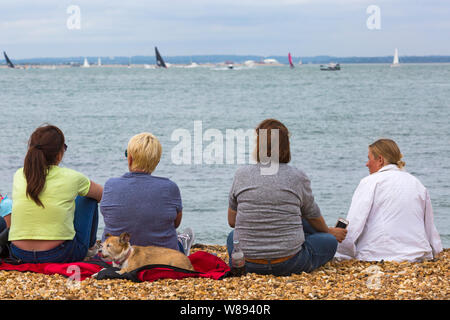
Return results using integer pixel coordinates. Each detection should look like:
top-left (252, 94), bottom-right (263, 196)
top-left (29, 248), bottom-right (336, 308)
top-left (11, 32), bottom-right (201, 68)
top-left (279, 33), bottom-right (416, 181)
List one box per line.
top-left (1, 64), bottom-right (449, 247)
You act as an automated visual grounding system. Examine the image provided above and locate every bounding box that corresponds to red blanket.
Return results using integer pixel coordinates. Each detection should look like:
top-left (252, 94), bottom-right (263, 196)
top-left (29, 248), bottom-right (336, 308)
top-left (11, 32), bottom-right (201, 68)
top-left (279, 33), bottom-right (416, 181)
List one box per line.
top-left (0, 251), bottom-right (230, 282)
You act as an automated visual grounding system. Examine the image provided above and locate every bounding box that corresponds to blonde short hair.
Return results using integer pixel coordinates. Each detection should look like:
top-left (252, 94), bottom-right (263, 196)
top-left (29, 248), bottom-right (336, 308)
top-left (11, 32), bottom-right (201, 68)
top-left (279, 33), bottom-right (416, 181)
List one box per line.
top-left (369, 138), bottom-right (405, 169)
top-left (127, 132), bottom-right (162, 173)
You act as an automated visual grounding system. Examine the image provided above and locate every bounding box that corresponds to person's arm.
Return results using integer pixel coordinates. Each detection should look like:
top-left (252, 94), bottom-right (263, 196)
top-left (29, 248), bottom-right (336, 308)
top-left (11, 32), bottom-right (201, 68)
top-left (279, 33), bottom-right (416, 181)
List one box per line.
top-left (174, 210), bottom-right (182, 228)
top-left (298, 172), bottom-right (346, 241)
top-left (228, 172), bottom-right (238, 228)
top-left (305, 216), bottom-right (329, 233)
top-left (4, 214), bottom-right (11, 229)
top-left (167, 181), bottom-right (183, 229)
top-left (423, 190), bottom-right (443, 258)
top-left (336, 178), bottom-right (375, 259)
top-left (305, 216), bottom-right (347, 242)
top-left (85, 180), bottom-right (103, 202)
top-left (0, 195), bottom-right (12, 228)
top-left (228, 207), bottom-right (237, 228)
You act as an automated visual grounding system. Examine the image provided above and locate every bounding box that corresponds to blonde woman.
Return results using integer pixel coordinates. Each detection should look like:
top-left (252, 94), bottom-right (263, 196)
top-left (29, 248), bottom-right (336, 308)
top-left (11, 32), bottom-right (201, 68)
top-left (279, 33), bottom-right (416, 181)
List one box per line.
top-left (335, 139), bottom-right (442, 262)
top-left (100, 133), bottom-right (194, 255)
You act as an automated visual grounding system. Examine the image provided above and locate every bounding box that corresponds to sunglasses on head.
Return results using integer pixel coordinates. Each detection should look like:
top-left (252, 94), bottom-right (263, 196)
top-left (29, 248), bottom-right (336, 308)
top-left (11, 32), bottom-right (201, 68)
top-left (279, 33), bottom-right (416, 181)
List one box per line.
top-left (125, 149), bottom-right (128, 158)
top-left (64, 143), bottom-right (68, 151)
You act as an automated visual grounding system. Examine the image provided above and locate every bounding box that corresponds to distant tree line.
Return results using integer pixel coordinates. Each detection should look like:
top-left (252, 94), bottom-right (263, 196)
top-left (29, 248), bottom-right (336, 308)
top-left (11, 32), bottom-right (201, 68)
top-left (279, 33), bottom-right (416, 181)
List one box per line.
top-left (3, 55), bottom-right (450, 65)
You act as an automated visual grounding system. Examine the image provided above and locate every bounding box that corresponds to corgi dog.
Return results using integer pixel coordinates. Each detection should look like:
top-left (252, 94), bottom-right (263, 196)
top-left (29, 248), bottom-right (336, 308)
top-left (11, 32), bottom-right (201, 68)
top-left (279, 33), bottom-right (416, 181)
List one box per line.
top-left (98, 232), bottom-right (194, 274)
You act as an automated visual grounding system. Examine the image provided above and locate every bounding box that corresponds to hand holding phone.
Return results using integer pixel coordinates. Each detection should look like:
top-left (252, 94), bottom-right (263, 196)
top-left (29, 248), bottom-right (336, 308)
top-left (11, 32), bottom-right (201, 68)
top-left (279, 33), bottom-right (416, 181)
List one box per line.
top-left (335, 218), bottom-right (349, 229)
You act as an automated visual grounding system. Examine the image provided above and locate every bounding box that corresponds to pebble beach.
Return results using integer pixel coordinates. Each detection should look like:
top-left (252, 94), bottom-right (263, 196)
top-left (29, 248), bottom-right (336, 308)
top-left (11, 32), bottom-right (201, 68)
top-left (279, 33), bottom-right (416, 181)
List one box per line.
top-left (0, 245), bottom-right (448, 300)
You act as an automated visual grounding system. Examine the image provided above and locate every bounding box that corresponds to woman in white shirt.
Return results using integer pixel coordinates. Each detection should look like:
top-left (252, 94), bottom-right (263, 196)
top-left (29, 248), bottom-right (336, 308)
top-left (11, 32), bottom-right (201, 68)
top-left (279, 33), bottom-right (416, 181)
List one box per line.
top-left (335, 139), bottom-right (442, 262)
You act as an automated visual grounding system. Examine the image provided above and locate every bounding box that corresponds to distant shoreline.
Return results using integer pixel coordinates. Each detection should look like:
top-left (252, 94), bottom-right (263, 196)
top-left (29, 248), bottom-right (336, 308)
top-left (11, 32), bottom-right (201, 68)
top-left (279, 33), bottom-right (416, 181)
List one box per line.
top-left (3, 54), bottom-right (450, 67)
top-left (2, 62), bottom-right (450, 70)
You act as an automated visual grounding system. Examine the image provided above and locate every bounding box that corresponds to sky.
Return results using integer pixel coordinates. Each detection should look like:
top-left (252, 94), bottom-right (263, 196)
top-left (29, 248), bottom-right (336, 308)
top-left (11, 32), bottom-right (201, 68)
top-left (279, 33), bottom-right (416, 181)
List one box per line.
top-left (1, 0), bottom-right (449, 59)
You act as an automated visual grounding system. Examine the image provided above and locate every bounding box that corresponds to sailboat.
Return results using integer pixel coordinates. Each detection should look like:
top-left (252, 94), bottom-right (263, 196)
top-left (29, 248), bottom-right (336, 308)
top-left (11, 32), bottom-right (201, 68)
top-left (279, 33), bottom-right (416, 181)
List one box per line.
top-left (82, 58), bottom-right (90, 68)
top-left (97, 57), bottom-right (102, 67)
top-left (288, 52), bottom-right (294, 69)
top-left (391, 48), bottom-right (399, 67)
top-left (3, 51), bottom-right (15, 68)
top-left (185, 56), bottom-right (199, 68)
top-left (155, 47), bottom-right (167, 68)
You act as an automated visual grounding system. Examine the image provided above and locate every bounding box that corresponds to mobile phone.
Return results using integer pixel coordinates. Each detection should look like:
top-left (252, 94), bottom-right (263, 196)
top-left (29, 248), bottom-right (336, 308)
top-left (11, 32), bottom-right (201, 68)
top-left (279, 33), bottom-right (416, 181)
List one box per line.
top-left (335, 218), bottom-right (349, 229)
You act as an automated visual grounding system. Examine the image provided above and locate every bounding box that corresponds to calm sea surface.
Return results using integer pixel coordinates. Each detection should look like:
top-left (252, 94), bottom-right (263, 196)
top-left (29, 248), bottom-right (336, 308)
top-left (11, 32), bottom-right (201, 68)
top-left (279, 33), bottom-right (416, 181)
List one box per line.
top-left (1, 64), bottom-right (449, 247)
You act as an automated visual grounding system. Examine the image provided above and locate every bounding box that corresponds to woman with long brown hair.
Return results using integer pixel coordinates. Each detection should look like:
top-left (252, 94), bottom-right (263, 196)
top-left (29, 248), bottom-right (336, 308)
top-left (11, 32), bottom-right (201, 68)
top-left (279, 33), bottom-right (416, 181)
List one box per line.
top-left (7, 124), bottom-right (103, 263)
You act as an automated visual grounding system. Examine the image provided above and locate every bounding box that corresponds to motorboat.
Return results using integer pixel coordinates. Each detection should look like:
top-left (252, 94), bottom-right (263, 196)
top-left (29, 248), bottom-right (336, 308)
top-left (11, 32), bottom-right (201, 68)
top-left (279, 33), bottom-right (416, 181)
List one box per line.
top-left (320, 63), bottom-right (340, 71)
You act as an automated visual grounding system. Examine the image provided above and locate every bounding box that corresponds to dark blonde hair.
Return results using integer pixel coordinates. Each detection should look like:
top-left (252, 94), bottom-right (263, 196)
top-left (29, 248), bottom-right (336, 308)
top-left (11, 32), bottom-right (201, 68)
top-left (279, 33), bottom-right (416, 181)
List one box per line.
top-left (369, 138), bottom-right (405, 169)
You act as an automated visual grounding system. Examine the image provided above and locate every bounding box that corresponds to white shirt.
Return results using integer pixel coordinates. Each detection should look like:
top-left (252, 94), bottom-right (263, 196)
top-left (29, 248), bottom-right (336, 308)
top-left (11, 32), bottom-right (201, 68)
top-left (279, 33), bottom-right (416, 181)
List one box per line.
top-left (335, 164), bottom-right (442, 262)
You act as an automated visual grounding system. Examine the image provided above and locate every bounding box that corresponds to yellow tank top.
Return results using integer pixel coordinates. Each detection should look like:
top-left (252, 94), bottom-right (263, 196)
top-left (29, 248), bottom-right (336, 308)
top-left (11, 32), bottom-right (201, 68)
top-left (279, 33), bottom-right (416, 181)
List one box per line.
top-left (9, 166), bottom-right (91, 241)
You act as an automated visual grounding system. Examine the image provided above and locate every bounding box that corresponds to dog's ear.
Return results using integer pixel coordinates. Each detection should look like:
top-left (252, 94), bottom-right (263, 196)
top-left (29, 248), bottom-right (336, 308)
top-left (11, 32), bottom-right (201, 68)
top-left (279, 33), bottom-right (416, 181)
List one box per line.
top-left (119, 232), bottom-right (130, 244)
top-left (105, 233), bottom-right (112, 238)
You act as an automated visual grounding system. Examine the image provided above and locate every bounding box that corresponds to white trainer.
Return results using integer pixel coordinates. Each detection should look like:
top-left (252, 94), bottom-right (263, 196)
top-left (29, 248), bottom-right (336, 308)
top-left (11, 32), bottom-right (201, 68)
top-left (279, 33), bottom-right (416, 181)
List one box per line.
top-left (177, 227), bottom-right (195, 256)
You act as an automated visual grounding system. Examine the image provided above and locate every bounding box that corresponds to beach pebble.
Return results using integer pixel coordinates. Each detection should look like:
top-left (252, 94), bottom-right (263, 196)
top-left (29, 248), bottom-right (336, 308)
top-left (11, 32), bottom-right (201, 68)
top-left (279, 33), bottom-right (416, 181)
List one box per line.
top-left (0, 246), bottom-right (448, 300)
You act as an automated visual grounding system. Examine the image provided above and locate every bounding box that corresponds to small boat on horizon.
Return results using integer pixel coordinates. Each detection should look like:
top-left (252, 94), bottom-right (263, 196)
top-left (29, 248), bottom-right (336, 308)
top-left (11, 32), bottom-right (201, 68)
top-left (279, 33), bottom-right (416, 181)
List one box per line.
top-left (82, 57), bottom-right (90, 68)
top-left (184, 62), bottom-right (199, 68)
top-left (320, 63), bottom-right (340, 71)
top-left (155, 46), bottom-right (167, 68)
top-left (288, 52), bottom-right (294, 69)
top-left (3, 51), bottom-right (15, 68)
top-left (224, 60), bottom-right (234, 69)
top-left (390, 48), bottom-right (400, 67)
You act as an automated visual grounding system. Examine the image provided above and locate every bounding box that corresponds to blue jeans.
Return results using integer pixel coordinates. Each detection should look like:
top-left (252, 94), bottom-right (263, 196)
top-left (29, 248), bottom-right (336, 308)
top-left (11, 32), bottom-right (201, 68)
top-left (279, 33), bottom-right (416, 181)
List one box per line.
top-left (227, 219), bottom-right (337, 276)
top-left (0, 217), bottom-right (6, 233)
top-left (9, 196), bottom-right (98, 263)
top-left (178, 240), bottom-right (185, 254)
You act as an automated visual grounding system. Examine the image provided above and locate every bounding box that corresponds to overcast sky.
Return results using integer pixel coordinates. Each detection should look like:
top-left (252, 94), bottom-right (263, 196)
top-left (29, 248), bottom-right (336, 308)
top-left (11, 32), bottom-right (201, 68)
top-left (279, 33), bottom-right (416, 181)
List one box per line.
top-left (1, 0), bottom-right (449, 59)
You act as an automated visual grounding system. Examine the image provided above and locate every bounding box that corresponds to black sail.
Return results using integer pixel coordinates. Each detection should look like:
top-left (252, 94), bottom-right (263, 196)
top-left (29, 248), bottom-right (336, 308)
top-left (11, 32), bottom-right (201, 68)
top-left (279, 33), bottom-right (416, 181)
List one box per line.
top-left (155, 47), bottom-right (167, 68)
top-left (3, 51), bottom-right (15, 68)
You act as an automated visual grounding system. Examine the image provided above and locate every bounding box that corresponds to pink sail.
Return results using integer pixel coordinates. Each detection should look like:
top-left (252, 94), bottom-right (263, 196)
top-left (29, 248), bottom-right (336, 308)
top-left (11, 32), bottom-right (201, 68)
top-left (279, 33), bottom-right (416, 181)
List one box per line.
top-left (288, 52), bottom-right (294, 68)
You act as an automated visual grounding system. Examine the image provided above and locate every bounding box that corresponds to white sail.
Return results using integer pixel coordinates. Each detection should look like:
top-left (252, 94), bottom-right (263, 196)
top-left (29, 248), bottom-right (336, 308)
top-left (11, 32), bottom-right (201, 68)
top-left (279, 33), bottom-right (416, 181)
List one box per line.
top-left (97, 57), bottom-right (101, 66)
top-left (184, 62), bottom-right (199, 68)
top-left (392, 48), bottom-right (399, 65)
top-left (82, 58), bottom-right (90, 68)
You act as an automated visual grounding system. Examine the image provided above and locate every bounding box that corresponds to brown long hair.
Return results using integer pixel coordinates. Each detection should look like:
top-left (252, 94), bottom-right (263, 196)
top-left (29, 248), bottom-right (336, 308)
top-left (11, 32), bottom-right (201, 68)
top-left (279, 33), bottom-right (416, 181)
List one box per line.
top-left (23, 125), bottom-right (66, 207)
top-left (255, 119), bottom-right (291, 163)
